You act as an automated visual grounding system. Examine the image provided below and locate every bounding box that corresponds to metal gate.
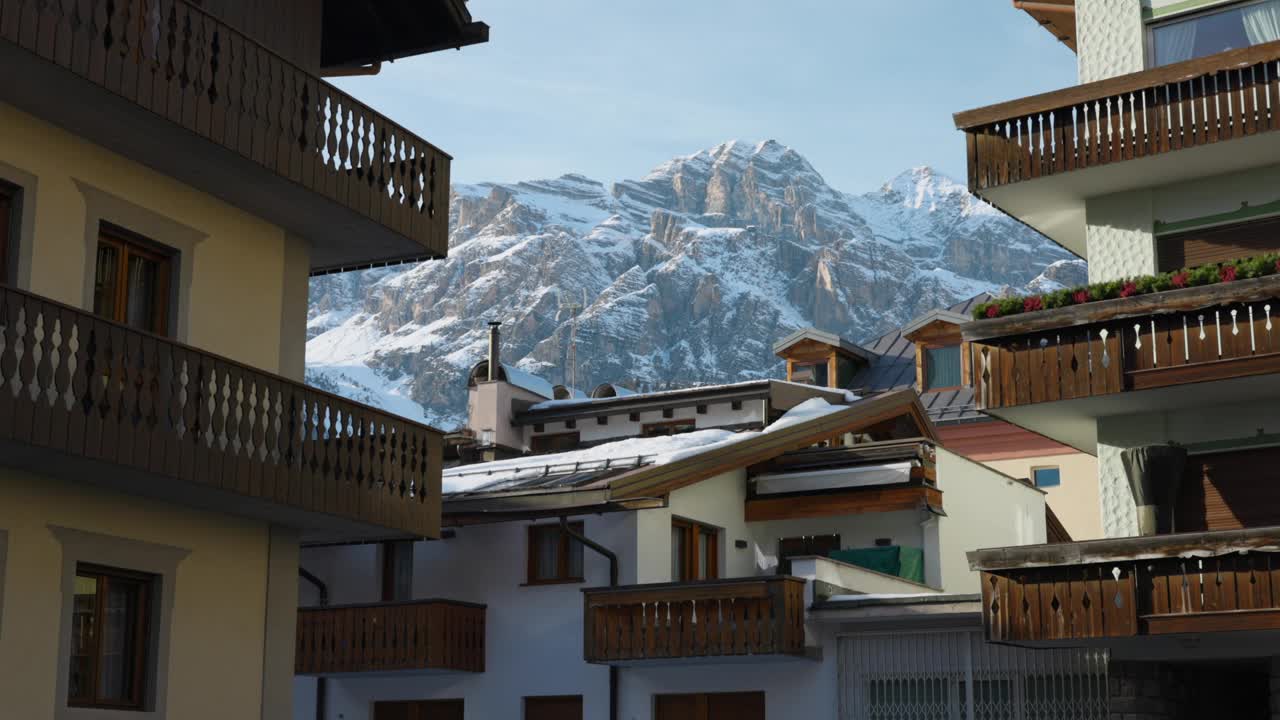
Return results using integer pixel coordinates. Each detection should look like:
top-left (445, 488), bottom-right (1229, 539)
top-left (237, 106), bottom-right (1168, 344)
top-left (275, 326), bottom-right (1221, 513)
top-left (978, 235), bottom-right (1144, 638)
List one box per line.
top-left (839, 630), bottom-right (1108, 720)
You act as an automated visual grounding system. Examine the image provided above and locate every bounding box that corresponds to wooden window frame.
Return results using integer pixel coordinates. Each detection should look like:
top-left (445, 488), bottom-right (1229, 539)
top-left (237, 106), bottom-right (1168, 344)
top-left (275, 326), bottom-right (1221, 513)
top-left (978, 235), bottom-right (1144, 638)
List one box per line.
top-left (68, 564), bottom-right (154, 711)
top-left (921, 343), bottom-right (962, 392)
top-left (530, 431), bottom-right (580, 455)
top-left (380, 540), bottom-right (414, 602)
top-left (671, 518), bottom-right (719, 582)
top-left (525, 522), bottom-right (585, 586)
top-left (789, 359), bottom-right (830, 387)
top-left (641, 419), bottom-right (697, 438)
top-left (94, 225), bottom-right (174, 336)
top-left (628, 411), bottom-right (641, 422)
top-left (731, 400), bottom-right (743, 411)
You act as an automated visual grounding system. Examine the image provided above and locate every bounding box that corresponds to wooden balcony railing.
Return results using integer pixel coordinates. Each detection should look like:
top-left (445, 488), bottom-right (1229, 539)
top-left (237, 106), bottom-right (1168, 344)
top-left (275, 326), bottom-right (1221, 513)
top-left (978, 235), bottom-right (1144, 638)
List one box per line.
top-left (581, 576), bottom-right (806, 664)
top-left (972, 529), bottom-right (1280, 642)
top-left (0, 284), bottom-right (442, 536)
top-left (966, 277), bottom-right (1280, 411)
top-left (0, 0), bottom-right (450, 260)
top-left (955, 40), bottom-right (1280, 192)
top-left (296, 600), bottom-right (485, 675)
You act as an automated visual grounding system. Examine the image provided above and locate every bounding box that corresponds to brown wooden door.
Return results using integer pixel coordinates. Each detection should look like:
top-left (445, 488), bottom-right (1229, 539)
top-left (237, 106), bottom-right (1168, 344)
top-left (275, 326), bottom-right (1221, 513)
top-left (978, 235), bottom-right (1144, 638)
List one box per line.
top-left (655, 692), bottom-right (764, 720)
top-left (524, 695), bottom-right (583, 720)
top-left (1177, 446), bottom-right (1280, 532)
top-left (372, 699), bottom-right (464, 720)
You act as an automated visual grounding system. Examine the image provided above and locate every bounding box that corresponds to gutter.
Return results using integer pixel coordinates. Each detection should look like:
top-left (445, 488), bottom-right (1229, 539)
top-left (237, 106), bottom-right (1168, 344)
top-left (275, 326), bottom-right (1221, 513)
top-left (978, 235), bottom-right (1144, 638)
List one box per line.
top-left (560, 517), bottom-right (618, 720)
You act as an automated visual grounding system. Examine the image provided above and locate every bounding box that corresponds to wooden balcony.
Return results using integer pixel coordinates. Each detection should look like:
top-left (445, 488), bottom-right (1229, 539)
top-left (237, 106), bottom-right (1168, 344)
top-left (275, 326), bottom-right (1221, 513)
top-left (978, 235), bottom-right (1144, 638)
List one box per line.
top-left (966, 277), bottom-right (1280, 412)
top-left (296, 600), bottom-right (485, 675)
top-left (970, 528), bottom-right (1280, 643)
top-left (956, 41), bottom-right (1280, 193)
top-left (581, 576), bottom-right (807, 665)
top-left (0, 0), bottom-right (450, 270)
top-left (0, 284), bottom-right (443, 539)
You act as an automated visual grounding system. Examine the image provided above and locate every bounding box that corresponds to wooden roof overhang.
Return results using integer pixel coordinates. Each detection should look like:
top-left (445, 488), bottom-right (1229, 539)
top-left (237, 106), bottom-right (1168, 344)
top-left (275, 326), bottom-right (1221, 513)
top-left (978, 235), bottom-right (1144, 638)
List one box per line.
top-left (442, 389), bottom-right (937, 525)
top-left (1014, 0), bottom-right (1076, 52)
top-left (321, 0), bottom-right (490, 71)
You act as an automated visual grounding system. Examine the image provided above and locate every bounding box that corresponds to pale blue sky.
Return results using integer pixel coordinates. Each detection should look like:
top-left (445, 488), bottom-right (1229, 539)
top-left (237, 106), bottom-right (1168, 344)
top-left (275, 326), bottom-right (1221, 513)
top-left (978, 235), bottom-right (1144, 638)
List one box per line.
top-left (333, 0), bottom-right (1078, 193)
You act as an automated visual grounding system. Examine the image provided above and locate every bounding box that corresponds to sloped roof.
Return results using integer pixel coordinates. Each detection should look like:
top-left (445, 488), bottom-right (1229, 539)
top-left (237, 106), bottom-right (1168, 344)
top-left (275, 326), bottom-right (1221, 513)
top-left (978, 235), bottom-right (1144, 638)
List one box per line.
top-left (443, 390), bottom-right (935, 523)
top-left (772, 327), bottom-right (872, 361)
top-left (851, 294), bottom-right (992, 425)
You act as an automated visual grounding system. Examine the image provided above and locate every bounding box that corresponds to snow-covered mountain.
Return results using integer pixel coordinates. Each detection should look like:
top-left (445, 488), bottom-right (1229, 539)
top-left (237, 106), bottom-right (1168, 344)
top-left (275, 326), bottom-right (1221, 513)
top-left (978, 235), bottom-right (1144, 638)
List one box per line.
top-left (307, 140), bottom-right (1084, 429)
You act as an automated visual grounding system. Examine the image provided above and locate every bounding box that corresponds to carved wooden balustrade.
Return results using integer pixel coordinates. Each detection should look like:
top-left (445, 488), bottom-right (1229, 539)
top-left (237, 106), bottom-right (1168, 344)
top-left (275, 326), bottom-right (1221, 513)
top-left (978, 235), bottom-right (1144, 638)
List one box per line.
top-left (956, 40), bottom-right (1280, 191)
top-left (582, 576), bottom-right (806, 663)
top-left (974, 530), bottom-right (1280, 642)
top-left (296, 600), bottom-right (486, 675)
top-left (0, 0), bottom-right (450, 259)
top-left (966, 277), bottom-right (1280, 411)
top-left (0, 284), bottom-right (443, 536)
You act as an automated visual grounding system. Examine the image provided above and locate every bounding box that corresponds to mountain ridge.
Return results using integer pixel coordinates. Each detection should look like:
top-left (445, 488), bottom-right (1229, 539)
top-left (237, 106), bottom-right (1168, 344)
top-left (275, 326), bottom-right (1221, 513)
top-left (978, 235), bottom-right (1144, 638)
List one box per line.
top-left (306, 139), bottom-right (1084, 429)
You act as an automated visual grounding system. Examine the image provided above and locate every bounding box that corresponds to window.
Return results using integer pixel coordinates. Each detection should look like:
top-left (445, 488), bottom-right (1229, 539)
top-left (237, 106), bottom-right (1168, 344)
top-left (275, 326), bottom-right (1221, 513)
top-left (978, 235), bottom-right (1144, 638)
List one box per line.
top-left (628, 412), bottom-right (640, 421)
top-left (530, 432), bottom-right (579, 454)
top-left (671, 519), bottom-right (719, 581)
top-left (662, 407), bottom-right (674, 419)
top-left (524, 695), bottom-right (582, 720)
top-left (696, 404), bottom-right (707, 415)
top-left (1150, 0), bottom-right (1280, 66)
top-left (372, 699), bottom-right (464, 720)
top-left (924, 345), bottom-right (962, 391)
top-left (731, 400), bottom-right (743, 411)
top-left (527, 522), bottom-right (584, 584)
top-left (791, 360), bottom-right (829, 387)
top-left (0, 183), bottom-right (15, 284)
top-left (777, 534), bottom-right (841, 574)
top-left (380, 540), bottom-right (414, 602)
top-left (596, 415), bottom-right (608, 425)
top-left (565, 419), bottom-right (577, 429)
top-left (1033, 466), bottom-right (1062, 488)
top-left (642, 419), bottom-right (696, 437)
top-left (655, 692), bottom-right (765, 720)
top-left (93, 228), bottom-right (172, 335)
top-left (68, 564), bottom-right (153, 710)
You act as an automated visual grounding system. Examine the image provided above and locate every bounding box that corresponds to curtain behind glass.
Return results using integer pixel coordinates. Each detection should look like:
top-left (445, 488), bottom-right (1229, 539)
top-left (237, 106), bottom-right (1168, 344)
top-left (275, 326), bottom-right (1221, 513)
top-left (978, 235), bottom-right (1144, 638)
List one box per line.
top-left (1154, 19), bottom-right (1198, 65)
top-left (1243, 0), bottom-right (1280, 44)
top-left (924, 346), bottom-right (962, 389)
top-left (124, 255), bottom-right (158, 332)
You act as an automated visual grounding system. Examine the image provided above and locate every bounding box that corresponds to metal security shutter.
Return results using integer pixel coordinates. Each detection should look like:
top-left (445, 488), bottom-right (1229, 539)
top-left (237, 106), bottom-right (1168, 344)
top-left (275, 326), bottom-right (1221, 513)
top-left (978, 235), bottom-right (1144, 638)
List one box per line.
top-left (839, 630), bottom-right (1108, 720)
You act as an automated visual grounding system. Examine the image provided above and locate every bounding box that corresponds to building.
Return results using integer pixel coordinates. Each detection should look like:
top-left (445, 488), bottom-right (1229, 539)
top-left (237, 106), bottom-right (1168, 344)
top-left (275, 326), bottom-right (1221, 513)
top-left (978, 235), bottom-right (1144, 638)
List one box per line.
top-left (778, 298), bottom-right (1101, 540)
top-left (0, 2), bottom-right (486, 719)
top-left (293, 323), bottom-right (1115, 720)
top-left (955, 1), bottom-right (1280, 717)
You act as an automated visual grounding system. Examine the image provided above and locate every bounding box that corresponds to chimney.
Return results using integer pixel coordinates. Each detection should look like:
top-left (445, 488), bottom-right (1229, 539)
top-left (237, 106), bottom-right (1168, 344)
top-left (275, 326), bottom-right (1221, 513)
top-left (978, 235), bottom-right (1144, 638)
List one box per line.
top-left (487, 321), bottom-right (501, 381)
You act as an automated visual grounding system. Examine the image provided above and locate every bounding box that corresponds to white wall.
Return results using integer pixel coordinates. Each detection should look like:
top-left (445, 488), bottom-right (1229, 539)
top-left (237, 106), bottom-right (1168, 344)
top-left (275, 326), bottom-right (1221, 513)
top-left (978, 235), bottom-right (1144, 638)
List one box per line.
top-left (1085, 189), bottom-right (1156, 282)
top-left (1096, 397), bottom-right (1280, 537)
top-left (935, 448), bottom-right (1047, 594)
top-left (983, 453), bottom-right (1103, 541)
top-left (1075, 0), bottom-right (1145, 83)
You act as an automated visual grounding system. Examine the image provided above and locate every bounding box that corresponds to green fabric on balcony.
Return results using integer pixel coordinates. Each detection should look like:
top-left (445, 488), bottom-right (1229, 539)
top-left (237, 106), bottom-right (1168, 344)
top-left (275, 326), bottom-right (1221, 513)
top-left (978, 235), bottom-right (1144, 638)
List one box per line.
top-left (828, 546), bottom-right (925, 584)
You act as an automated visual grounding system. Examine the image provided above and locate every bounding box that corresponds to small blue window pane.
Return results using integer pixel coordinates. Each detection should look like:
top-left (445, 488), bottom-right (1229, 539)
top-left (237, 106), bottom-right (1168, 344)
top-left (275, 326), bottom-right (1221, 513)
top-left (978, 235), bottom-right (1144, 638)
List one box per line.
top-left (1033, 467), bottom-right (1061, 488)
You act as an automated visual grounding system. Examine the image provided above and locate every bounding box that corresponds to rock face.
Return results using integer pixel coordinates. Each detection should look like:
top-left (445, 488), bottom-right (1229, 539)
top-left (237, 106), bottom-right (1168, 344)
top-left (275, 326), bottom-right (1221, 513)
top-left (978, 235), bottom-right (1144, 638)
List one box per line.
top-left (307, 140), bottom-right (1076, 429)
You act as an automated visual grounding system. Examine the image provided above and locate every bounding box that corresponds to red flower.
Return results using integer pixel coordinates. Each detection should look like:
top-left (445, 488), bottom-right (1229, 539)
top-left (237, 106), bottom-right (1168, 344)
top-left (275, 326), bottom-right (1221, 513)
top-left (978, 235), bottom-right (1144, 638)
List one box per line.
top-left (1171, 271), bottom-right (1189, 289)
top-left (1220, 265), bottom-right (1237, 282)
top-left (1275, 259), bottom-right (1280, 274)
top-left (1023, 296), bottom-right (1044, 313)
top-left (985, 305), bottom-right (1001, 318)
top-left (1119, 282), bottom-right (1138, 298)
top-left (1072, 290), bottom-right (1089, 304)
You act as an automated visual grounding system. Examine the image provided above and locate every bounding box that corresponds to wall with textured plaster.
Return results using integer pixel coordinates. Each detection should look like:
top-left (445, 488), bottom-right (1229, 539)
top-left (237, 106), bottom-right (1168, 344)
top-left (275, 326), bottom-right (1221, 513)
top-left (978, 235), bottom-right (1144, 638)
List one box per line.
top-left (1096, 399), bottom-right (1280, 537)
top-left (1077, 0), bottom-right (1146, 83)
top-left (1085, 189), bottom-right (1155, 282)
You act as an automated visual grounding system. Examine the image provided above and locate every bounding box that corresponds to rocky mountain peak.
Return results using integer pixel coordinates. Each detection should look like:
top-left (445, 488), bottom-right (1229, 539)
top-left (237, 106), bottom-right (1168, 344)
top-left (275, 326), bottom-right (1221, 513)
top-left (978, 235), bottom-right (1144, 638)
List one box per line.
top-left (308, 141), bottom-right (1077, 429)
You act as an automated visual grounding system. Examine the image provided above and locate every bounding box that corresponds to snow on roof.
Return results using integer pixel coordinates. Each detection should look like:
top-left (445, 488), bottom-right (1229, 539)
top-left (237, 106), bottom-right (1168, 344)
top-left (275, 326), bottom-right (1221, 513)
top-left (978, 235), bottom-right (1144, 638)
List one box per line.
top-left (501, 363), bottom-right (555, 399)
top-left (444, 396), bottom-right (852, 495)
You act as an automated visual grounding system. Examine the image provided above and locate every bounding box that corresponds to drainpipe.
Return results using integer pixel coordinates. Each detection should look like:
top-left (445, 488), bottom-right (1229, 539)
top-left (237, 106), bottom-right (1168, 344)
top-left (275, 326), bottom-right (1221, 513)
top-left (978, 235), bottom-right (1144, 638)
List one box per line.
top-left (298, 568), bottom-right (328, 720)
top-left (560, 517), bottom-right (618, 720)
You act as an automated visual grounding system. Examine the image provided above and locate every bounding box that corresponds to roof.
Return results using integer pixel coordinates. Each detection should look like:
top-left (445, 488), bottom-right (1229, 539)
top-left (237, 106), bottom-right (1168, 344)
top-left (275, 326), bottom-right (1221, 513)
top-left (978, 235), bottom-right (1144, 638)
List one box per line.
top-left (899, 309), bottom-right (972, 340)
top-left (1015, 0), bottom-right (1076, 52)
top-left (443, 390), bottom-right (936, 523)
top-left (772, 327), bottom-right (872, 361)
top-left (851, 294), bottom-right (992, 425)
top-left (320, 0), bottom-right (490, 70)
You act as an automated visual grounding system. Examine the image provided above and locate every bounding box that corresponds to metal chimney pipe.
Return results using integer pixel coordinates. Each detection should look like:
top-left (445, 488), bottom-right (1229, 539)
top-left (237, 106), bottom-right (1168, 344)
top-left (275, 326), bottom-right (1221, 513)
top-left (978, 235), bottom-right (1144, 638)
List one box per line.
top-left (487, 321), bottom-right (502, 381)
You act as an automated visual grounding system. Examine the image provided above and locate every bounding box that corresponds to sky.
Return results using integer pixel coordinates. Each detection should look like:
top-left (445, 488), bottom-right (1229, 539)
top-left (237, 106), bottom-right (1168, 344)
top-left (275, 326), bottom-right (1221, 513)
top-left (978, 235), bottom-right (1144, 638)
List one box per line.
top-left (333, 0), bottom-right (1079, 194)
